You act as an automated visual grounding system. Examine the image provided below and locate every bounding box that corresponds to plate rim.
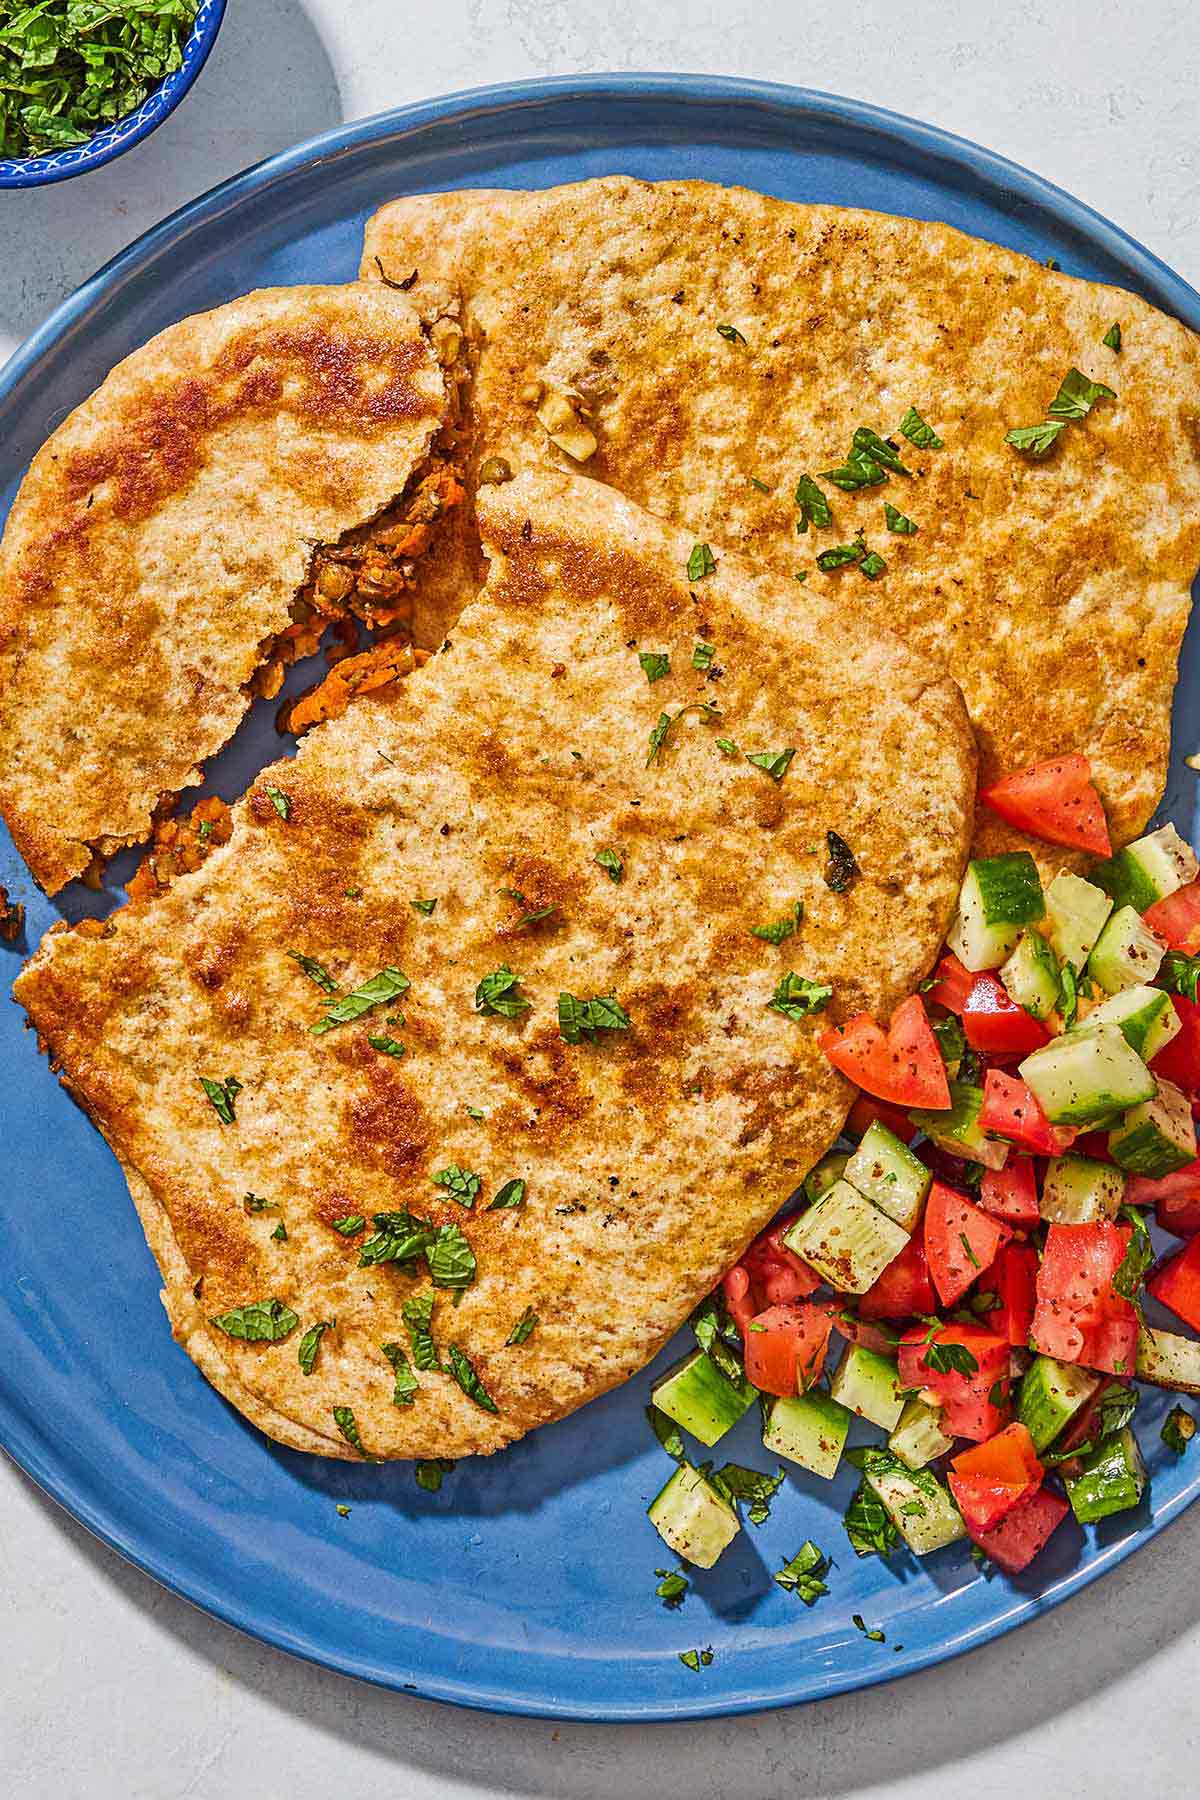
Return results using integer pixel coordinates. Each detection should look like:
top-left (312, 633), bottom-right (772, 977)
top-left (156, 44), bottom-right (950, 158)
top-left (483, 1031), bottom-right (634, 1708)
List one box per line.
top-left (3, 71), bottom-right (1200, 1723)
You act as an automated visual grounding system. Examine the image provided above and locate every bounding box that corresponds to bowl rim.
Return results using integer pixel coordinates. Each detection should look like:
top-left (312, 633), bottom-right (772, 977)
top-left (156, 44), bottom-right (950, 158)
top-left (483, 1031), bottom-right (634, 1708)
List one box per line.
top-left (0, 0), bottom-right (228, 189)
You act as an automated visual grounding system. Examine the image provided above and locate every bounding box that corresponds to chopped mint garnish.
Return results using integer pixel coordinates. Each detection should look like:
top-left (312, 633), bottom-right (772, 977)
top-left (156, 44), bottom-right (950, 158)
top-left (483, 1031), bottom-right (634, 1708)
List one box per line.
top-left (200, 1074), bottom-right (242, 1125)
top-left (367, 1033), bottom-right (406, 1058)
top-left (774, 1540), bottom-right (830, 1604)
top-left (678, 1647), bottom-right (714, 1672)
top-left (410, 898), bottom-right (438, 917)
top-left (921, 1336), bottom-right (979, 1377)
top-left (794, 473), bottom-right (833, 532)
top-left (745, 747), bottom-right (795, 782)
top-left (1005, 420), bottom-right (1068, 458)
top-left (851, 426), bottom-right (910, 476)
top-left (686, 543), bottom-right (717, 581)
top-left (715, 737), bottom-right (740, 756)
top-left (595, 846), bottom-right (623, 883)
top-left (1163, 1406), bottom-right (1196, 1454)
top-left (714, 1461), bottom-right (784, 1525)
top-left (264, 785), bottom-right (291, 819)
top-left (432, 1165), bottom-right (481, 1209)
top-left (486, 1178), bottom-right (526, 1212)
top-left (816, 541), bottom-right (866, 571)
top-left (506, 1305), bottom-right (538, 1346)
top-left (768, 971), bottom-right (832, 1020)
top-left (639, 650), bottom-right (671, 684)
top-left (1159, 952), bottom-right (1200, 1004)
top-left (716, 323), bottom-right (747, 346)
top-left (499, 887), bottom-right (557, 929)
top-left (692, 642), bottom-right (715, 670)
top-left (415, 1457), bottom-right (456, 1492)
top-left (332, 1406), bottom-right (370, 1456)
top-left (287, 950), bottom-right (338, 993)
top-left (298, 1319), bottom-right (333, 1376)
top-left (242, 1193), bottom-right (276, 1215)
top-left (824, 829), bottom-right (860, 893)
top-left (310, 966), bottom-right (410, 1035)
top-left (332, 1214), bottom-right (366, 1236)
top-left (209, 1299), bottom-right (297, 1343)
top-left (475, 964), bottom-right (532, 1018)
top-left (750, 900), bottom-right (804, 946)
top-left (884, 502), bottom-right (918, 534)
top-left (402, 1294), bottom-right (442, 1371)
top-left (748, 475), bottom-right (771, 494)
top-left (270, 1221), bottom-right (288, 1242)
top-left (382, 1340), bottom-right (419, 1406)
top-left (427, 1223), bottom-right (477, 1292)
top-left (655, 1568), bottom-right (690, 1607)
top-left (1102, 322), bottom-right (1122, 351)
top-left (359, 1210), bottom-right (434, 1268)
top-left (852, 1613), bottom-right (886, 1643)
top-left (647, 701), bottom-right (722, 767)
top-left (448, 1343), bottom-right (499, 1413)
top-left (1047, 367), bottom-right (1116, 421)
top-left (844, 1480), bottom-right (899, 1558)
top-left (558, 992), bottom-right (631, 1044)
top-left (859, 550), bottom-right (887, 580)
top-left (899, 406), bottom-right (944, 450)
top-left (820, 453), bottom-right (886, 491)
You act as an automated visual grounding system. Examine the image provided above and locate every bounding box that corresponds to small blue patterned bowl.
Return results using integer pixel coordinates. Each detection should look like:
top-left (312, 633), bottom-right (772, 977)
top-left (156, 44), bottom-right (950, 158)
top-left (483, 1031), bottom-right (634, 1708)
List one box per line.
top-left (0, 0), bottom-right (227, 189)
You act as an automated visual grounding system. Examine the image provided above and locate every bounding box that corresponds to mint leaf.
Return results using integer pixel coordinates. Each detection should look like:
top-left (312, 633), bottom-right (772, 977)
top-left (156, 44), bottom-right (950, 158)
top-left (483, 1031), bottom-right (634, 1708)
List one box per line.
top-left (686, 543), bottom-right (717, 581)
top-left (692, 641), bottom-right (715, 670)
top-left (646, 701), bottom-right (722, 767)
top-left (209, 1299), bottom-right (297, 1343)
top-left (646, 1403), bottom-right (685, 1461)
top-left (410, 898), bottom-right (437, 917)
top-left (844, 1479), bottom-right (899, 1558)
top-left (448, 1343), bottom-right (499, 1413)
top-left (332, 1406), bottom-right (371, 1457)
top-left (432, 1165), bottom-right (481, 1209)
top-left (332, 1214), bottom-right (365, 1237)
top-left (402, 1294), bottom-right (442, 1371)
top-left (717, 323), bottom-right (747, 346)
top-left (382, 1340), bottom-right (419, 1406)
top-left (820, 453), bottom-right (887, 491)
top-left (714, 1461), bottom-right (784, 1525)
top-left (200, 1074), bottom-right (242, 1124)
top-left (774, 1540), bottom-right (830, 1603)
top-left (558, 992), bottom-right (631, 1044)
top-left (367, 1034), bottom-right (406, 1058)
top-left (794, 473), bottom-right (833, 531)
top-left (506, 1305), bottom-right (538, 1345)
top-left (899, 406), bottom-right (944, 450)
top-left (427, 1222), bottom-right (477, 1291)
top-left (595, 847), bottom-right (623, 883)
top-left (851, 426), bottom-right (910, 476)
top-left (816, 541), bottom-right (866, 570)
top-left (415, 1457), bottom-right (455, 1491)
top-left (358, 1209), bottom-right (434, 1268)
top-left (1102, 322), bottom-right (1122, 351)
top-left (638, 650), bottom-right (671, 684)
top-left (474, 963), bottom-right (531, 1019)
top-left (860, 550), bottom-right (887, 580)
top-left (1005, 420), bottom-right (1068, 457)
top-left (750, 900), bottom-right (804, 946)
top-left (654, 1568), bottom-right (690, 1606)
top-left (745, 747), bottom-right (795, 782)
top-left (287, 951), bottom-right (338, 993)
top-left (768, 972), bottom-right (832, 1020)
top-left (310, 965), bottom-right (410, 1035)
top-left (486, 1177), bottom-right (526, 1211)
top-left (265, 786), bottom-right (291, 819)
top-left (298, 1320), bottom-right (333, 1376)
top-left (1047, 367), bottom-right (1116, 420)
top-left (884, 502), bottom-right (918, 534)
top-left (1163, 1405), bottom-right (1196, 1454)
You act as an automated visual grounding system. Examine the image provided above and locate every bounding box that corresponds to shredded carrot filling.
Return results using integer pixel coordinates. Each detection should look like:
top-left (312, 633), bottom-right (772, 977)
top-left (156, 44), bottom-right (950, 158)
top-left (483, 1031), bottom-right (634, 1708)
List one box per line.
top-left (127, 795), bottom-right (233, 902)
top-left (280, 638), bottom-right (431, 735)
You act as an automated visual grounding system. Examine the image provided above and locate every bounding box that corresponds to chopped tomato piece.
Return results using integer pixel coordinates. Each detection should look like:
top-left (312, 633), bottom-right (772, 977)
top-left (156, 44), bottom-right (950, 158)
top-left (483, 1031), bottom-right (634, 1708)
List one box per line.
top-left (1148, 1235), bottom-right (1200, 1334)
top-left (826, 1308), bottom-right (903, 1358)
top-left (924, 1180), bottom-right (1010, 1307)
top-left (858, 1235), bottom-right (937, 1321)
top-left (962, 973), bottom-right (1052, 1057)
top-left (1127, 1158), bottom-right (1200, 1236)
top-left (1031, 1222), bottom-right (1137, 1374)
top-left (1144, 882), bottom-right (1200, 954)
top-left (1151, 995), bottom-right (1200, 1096)
top-left (968, 1485), bottom-right (1070, 1573)
top-left (979, 1156), bottom-right (1040, 1229)
top-left (845, 1093), bottom-right (916, 1142)
top-left (897, 1323), bottom-right (1011, 1441)
top-left (1070, 1130), bottom-right (1117, 1163)
top-left (819, 995), bottom-right (950, 1110)
top-left (742, 1301), bottom-right (832, 1396)
top-left (980, 753), bottom-right (1112, 857)
top-left (980, 1068), bottom-right (1076, 1156)
top-left (984, 1242), bottom-right (1039, 1346)
top-left (949, 1422), bottom-right (1043, 1532)
top-left (927, 951), bottom-right (974, 1014)
top-left (722, 1223), bottom-right (820, 1335)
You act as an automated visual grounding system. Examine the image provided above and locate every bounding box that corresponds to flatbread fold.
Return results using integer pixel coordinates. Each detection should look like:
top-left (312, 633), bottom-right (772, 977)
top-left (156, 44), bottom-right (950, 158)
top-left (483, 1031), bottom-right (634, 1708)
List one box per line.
top-left (15, 470), bottom-right (974, 1459)
top-left (364, 176), bottom-right (1200, 857)
top-left (0, 284), bottom-right (450, 893)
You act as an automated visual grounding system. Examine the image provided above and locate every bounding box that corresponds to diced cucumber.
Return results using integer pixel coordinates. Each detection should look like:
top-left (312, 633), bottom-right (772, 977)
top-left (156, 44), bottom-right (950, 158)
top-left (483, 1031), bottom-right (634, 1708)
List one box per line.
top-left (648, 1461), bottom-right (740, 1567)
top-left (1016, 1355), bottom-right (1101, 1452)
top-left (888, 1394), bottom-right (954, 1470)
top-left (910, 1079), bottom-right (1010, 1169)
top-left (852, 1448), bottom-right (966, 1554)
top-left (762, 1390), bottom-right (851, 1479)
top-left (1040, 1154), bottom-right (1126, 1224)
top-left (1136, 1325), bottom-right (1200, 1396)
top-left (1064, 1427), bottom-right (1147, 1526)
top-left (1087, 905), bottom-right (1166, 995)
top-left (1081, 984), bottom-right (1181, 1062)
top-left (782, 1180), bottom-right (910, 1296)
top-left (844, 1121), bottom-right (931, 1231)
top-left (1108, 1078), bottom-right (1196, 1178)
top-left (1019, 1024), bottom-right (1156, 1126)
top-left (804, 1149), bottom-right (850, 1204)
top-left (651, 1348), bottom-right (754, 1447)
top-left (1092, 823), bottom-right (1198, 914)
top-left (948, 853), bottom-right (1046, 972)
top-left (1000, 929), bottom-right (1061, 1021)
top-left (828, 1343), bottom-right (907, 1431)
top-left (1043, 872), bottom-right (1113, 972)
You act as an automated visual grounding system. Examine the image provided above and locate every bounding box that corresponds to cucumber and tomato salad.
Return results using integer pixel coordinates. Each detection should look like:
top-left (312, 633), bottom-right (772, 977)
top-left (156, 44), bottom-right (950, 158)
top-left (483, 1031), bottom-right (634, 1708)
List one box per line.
top-left (649, 754), bottom-right (1200, 1591)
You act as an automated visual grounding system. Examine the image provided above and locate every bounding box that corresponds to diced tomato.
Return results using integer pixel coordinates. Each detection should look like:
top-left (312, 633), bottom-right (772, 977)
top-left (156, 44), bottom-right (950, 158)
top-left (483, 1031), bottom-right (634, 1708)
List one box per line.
top-left (898, 1322), bottom-right (1011, 1441)
top-left (858, 1234), bottom-right (937, 1320)
top-left (924, 1180), bottom-right (1010, 1307)
top-left (927, 951), bottom-right (974, 1015)
top-left (983, 1242), bottom-right (1039, 1346)
top-left (980, 753), bottom-right (1112, 858)
top-left (819, 995), bottom-right (950, 1110)
top-left (742, 1301), bottom-right (832, 1397)
top-left (1126, 1158), bottom-right (1200, 1236)
top-left (1148, 1235), bottom-right (1200, 1335)
top-left (1144, 882), bottom-right (1200, 954)
top-left (1031, 1222), bottom-right (1138, 1374)
top-left (1150, 995), bottom-right (1200, 1096)
top-left (979, 1156), bottom-right (1040, 1229)
top-left (968, 1485), bottom-right (1071, 1574)
top-left (1070, 1130), bottom-right (1116, 1163)
top-left (948, 1422), bottom-right (1043, 1532)
top-left (845, 1093), bottom-right (916, 1142)
top-left (827, 1308), bottom-right (903, 1358)
top-left (962, 973), bottom-right (1052, 1057)
top-left (980, 1068), bottom-right (1076, 1157)
top-left (722, 1222), bottom-right (821, 1335)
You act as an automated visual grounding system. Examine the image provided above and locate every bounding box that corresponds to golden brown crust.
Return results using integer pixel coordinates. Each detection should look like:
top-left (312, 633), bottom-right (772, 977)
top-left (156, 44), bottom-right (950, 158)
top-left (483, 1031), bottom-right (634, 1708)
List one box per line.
top-left (15, 470), bottom-right (974, 1460)
top-left (364, 176), bottom-right (1200, 856)
top-left (0, 284), bottom-right (446, 893)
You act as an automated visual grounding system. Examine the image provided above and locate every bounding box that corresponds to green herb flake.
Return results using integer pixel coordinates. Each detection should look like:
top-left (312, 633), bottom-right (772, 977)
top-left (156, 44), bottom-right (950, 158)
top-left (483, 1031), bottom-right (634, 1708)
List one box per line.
top-left (768, 971), bottom-right (833, 1021)
top-left (852, 1614), bottom-right (887, 1644)
top-left (297, 1319), bottom-right (334, 1377)
top-left (646, 1403), bottom-right (685, 1462)
top-left (332, 1214), bottom-right (366, 1237)
top-left (647, 701), bottom-right (722, 767)
top-left (1102, 322), bottom-right (1122, 351)
top-left (265, 785), bottom-right (291, 820)
top-left (686, 543), bottom-right (717, 582)
top-left (402, 1294), bottom-right (442, 1372)
top-left (506, 1305), bottom-right (539, 1346)
top-left (748, 475), bottom-right (771, 494)
top-left (678, 1647), bottom-right (714, 1672)
top-left (382, 1340), bottom-right (419, 1407)
top-left (486, 1177), bottom-right (527, 1212)
top-left (1047, 366), bottom-right (1116, 421)
top-left (287, 950), bottom-right (338, 993)
top-left (200, 1074), bottom-right (242, 1125)
top-left (816, 541), bottom-right (867, 571)
top-left (427, 1223), bottom-right (477, 1292)
top-left (859, 550), bottom-right (887, 580)
top-left (310, 966), bottom-right (410, 1035)
top-left (1112, 1204), bottom-right (1154, 1304)
top-left (773, 1540), bottom-right (831, 1604)
top-left (655, 1568), bottom-right (690, 1607)
top-left (1058, 960), bottom-right (1079, 1031)
top-left (1005, 420), bottom-right (1069, 458)
top-left (474, 963), bottom-right (532, 1019)
top-left (692, 641), bottom-right (716, 670)
top-left (410, 898), bottom-right (438, 917)
top-left (716, 323), bottom-right (747, 346)
top-left (209, 1299), bottom-right (298, 1343)
top-left (959, 1230), bottom-right (981, 1271)
top-left (431, 1165), bottom-right (482, 1209)
top-left (367, 1033), bottom-right (406, 1058)
top-left (844, 1480), bottom-right (900, 1558)
top-left (745, 747), bottom-right (796, 783)
top-left (899, 406), bottom-right (944, 450)
top-left (714, 1461), bottom-right (785, 1525)
top-left (884, 501), bottom-right (918, 534)
top-left (638, 649), bottom-right (671, 684)
top-left (922, 1336), bottom-right (980, 1377)
top-left (716, 737), bottom-right (741, 756)
top-left (448, 1343), bottom-right (499, 1413)
top-left (415, 1457), bottom-right (455, 1492)
top-left (1159, 952), bottom-right (1200, 1004)
top-left (242, 1193), bottom-right (276, 1215)
top-left (331, 1407), bottom-right (370, 1456)
top-left (820, 453), bottom-right (887, 492)
top-left (465, 1104), bottom-right (486, 1121)
top-left (336, 1504), bottom-right (351, 1517)
top-left (824, 829), bottom-right (860, 893)
top-left (594, 846), bottom-right (624, 884)
top-left (794, 473), bottom-right (833, 532)
top-left (558, 991), bottom-right (632, 1045)
top-left (1162, 1405), bottom-right (1196, 1454)
top-left (750, 900), bottom-right (805, 946)
top-left (359, 1209), bottom-right (435, 1269)
top-left (852, 426), bottom-right (910, 477)
top-left (270, 1221), bottom-right (288, 1243)
top-left (499, 887), bottom-right (558, 930)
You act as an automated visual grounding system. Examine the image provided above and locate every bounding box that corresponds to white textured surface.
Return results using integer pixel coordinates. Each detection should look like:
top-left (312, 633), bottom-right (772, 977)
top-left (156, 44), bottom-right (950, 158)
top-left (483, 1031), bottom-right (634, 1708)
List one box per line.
top-left (3, 2), bottom-right (1200, 1794)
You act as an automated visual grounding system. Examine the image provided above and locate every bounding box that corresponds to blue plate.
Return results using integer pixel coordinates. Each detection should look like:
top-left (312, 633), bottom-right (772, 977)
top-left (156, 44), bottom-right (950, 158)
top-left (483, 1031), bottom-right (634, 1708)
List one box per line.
top-left (2, 77), bottom-right (1199, 1723)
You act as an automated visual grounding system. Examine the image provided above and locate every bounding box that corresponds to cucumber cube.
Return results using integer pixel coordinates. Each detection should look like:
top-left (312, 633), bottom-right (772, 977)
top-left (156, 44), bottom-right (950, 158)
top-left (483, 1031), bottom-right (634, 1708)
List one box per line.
top-left (853, 1449), bottom-right (966, 1554)
top-left (1016, 1355), bottom-right (1100, 1452)
top-left (1044, 872), bottom-right (1113, 972)
top-left (948, 853), bottom-right (1046, 971)
top-left (651, 1348), bottom-right (754, 1447)
top-left (1136, 1325), bottom-right (1200, 1396)
top-left (1064, 1426), bottom-right (1147, 1525)
top-left (1040, 1154), bottom-right (1126, 1224)
top-left (1087, 905), bottom-right (1166, 995)
top-left (782, 1180), bottom-right (910, 1295)
top-left (829, 1343), bottom-right (907, 1431)
top-left (1000, 929), bottom-right (1061, 1021)
top-left (803, 1148), bottom-right (850, 1204)
top-left (844, 1120), bottom-right (931, 1230)
top-left (1092, 823), bottom-right (1198, 914)
top-left (910, 1079), bottom-right (1010, 1169)
top-left (1019, 1024), bottom-right (1156, 1126)
top-left (648, 1462), bottom-right (740, 1567)
top-left (1081, 984), bottom-right (1180, 1062)
top-left (1108, 1078), bottom-right (1196, 1177)
top-left (762, 1390), bottom-right (851, 1479)
top-left (888, 1394), bottom-right (954, 1470)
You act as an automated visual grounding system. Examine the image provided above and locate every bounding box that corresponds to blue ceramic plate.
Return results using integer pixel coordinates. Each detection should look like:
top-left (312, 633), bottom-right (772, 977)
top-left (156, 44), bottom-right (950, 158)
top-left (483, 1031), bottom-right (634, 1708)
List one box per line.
top-left (2, 77), bottom-right (1199, 1722)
